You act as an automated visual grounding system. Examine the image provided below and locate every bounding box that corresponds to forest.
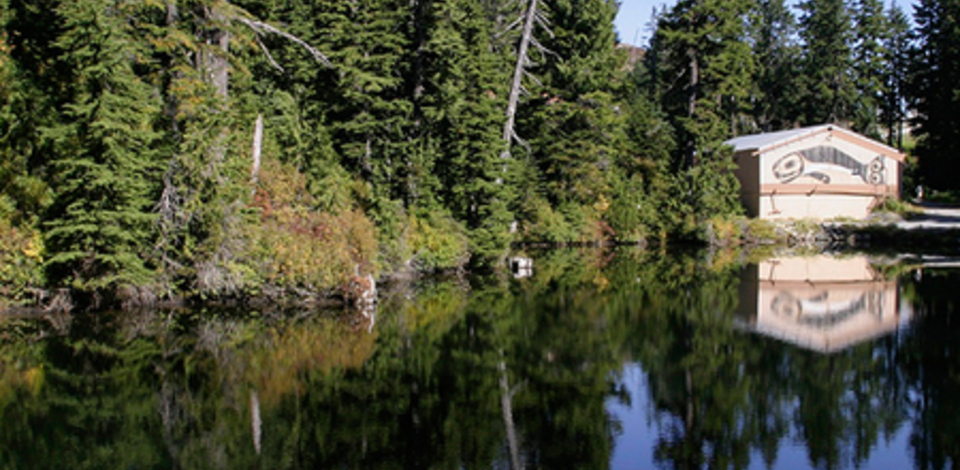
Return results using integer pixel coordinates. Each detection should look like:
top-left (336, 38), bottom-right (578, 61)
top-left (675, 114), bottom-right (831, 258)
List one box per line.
top-left (0, 0), bottom-right (956, 307)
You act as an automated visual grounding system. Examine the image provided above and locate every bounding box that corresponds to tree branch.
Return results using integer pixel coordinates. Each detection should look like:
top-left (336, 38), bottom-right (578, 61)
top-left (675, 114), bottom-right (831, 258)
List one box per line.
top-left (234, 16), bottom-right (332, 68)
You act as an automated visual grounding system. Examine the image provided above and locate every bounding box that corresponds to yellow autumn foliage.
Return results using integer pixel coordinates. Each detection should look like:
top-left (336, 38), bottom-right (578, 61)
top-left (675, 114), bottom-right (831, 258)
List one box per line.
top-left (250, 158), bottom-right (378, 292)
top-left (0, 200), bottom-right (44, 304)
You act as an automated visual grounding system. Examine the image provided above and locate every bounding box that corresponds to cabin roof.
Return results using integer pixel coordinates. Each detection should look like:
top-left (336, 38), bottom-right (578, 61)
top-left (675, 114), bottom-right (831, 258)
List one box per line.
top-left (725, 124), bottom-right (905, 162)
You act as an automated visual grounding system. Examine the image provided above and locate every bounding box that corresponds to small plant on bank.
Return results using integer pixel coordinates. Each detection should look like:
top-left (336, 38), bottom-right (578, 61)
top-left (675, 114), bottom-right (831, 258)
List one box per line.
top-left (872, 196), bottom-right (921, 219)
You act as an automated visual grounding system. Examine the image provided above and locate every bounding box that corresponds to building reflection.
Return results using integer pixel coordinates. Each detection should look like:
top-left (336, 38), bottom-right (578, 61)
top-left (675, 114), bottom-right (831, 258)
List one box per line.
top-left (737, 255), bottom-right (913, 353)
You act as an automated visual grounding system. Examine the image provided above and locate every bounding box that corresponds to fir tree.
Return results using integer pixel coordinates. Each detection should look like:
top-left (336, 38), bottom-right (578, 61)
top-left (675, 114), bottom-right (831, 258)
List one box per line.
top-left (654, 0), bottom-right (756, 166)
top-left (2, 0), bottom-right (65, 221)
top-left (749, 0), bottom-right (801, 131)
top-left (42, 0), bottom-right (162, 295)
top-left (419, 0), bottom-right (514, 259)
top-left (880, 2), bottom-right (910, 149)
top-left (851, 0), bottom-right (888, 137)
top-left (798, 0), bottom-right (856, 125)
top-left (312, 0), bottom-right (412, 206)
top-left (528, 0), bottom-right (625, 209)
top-left (910, 0), bottom-right (960, 190)
top-left (648, 0), bottom-right (751, 229)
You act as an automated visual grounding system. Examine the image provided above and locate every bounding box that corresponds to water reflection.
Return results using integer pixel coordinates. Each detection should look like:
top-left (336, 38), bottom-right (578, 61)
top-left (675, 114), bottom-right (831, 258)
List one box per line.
top-left (737, 255), bottom-right (913, 353)
top-left (0, 250), bottom-right (958, 470)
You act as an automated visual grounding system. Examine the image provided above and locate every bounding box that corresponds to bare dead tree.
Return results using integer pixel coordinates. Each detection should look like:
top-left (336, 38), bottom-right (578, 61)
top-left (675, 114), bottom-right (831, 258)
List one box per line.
top-left (250, 113), bottom-right (263, 194)
top-left (501, 0), bottom-right (553, 162)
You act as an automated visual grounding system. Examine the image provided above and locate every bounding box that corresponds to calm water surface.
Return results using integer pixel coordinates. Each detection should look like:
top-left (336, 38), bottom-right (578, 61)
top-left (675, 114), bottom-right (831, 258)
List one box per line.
top-left (1, 249), bottom-right (958, 470)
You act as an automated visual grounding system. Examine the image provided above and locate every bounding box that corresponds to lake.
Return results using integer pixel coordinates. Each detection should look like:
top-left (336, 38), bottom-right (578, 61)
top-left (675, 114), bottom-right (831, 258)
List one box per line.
top-left (1, 249), bottom-right (957, 469)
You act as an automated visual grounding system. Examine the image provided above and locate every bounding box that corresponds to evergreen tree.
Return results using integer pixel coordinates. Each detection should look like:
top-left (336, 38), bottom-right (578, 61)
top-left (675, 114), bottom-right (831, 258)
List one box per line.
top-left (149, 1), bottom-right (253, 296)
top-left (312, 0), bottom-right (412, 206)
top-left (2, 0), bottom-right (65, 222)
top-left (851, 0), bottom-right (888, 137)
top-left (418, 0), bottom-right (514, 259)
top-left (910, 0), bottom-right (960, 190)
top-left (42, 0), bottom-right (162, 295)
top-left (530, 0), bottom-right (625, 207)
top-left (611, 62), bottom-right (677, 239)
top-left (504, 0), bottom-right (632, 241)
top-left (880, 1), bottom-right (910, 149)
top-left (648, 0), bottom-right (752, 230)
top-left (797, 0), bottom-right (856, 125)
top-left (749, 0), bottom-right (801, 131)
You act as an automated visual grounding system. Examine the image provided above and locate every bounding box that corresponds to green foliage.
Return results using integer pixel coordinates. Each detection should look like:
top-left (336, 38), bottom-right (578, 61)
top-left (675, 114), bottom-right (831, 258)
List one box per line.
top-left (797, 0), bottom-right (856, 125)
top-left (1, 0), bottom-right (947, 305)
top-left (42, 0), bottom-right (162, 294)
top-left (749, 0), bottom-right (801, 131)
top-left (0, 197), bottom-right (43, 304)
top-left (250, 158), bottom-right (379, 292)
top-left (405, 210), bottom-right (471, 272)
top-left (880, 2), bottom-right (910, 149)
top-left (850, 0), bottom-right (887, 137)
top-left (871, 196), bottom-right (919, 218)
top-left (910, 0), bottom-right (960, 190)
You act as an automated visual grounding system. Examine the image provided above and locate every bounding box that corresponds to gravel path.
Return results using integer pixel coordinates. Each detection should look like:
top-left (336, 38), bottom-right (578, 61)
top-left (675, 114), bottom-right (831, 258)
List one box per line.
top-left (897, 202), bottom-right (960, 230)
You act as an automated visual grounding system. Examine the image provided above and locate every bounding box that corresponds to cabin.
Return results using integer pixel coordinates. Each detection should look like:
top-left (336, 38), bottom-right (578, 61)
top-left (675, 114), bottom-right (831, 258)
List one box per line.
top-left (736, 255), bottom-right (912, 353)
top-left (725, 125), bottom-right (905, 220)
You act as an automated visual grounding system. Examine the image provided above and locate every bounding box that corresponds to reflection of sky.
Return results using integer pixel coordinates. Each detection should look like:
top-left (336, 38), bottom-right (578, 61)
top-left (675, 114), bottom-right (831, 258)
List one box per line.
top-left (607, 364), bottom-right (915, 470)
top-left (607, 365), bottom-right (655, 469)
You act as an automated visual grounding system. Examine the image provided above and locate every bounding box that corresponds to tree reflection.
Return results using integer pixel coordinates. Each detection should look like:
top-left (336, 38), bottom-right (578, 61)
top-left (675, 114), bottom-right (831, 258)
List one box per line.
top-left (0, 253), bottom-right (958, 470)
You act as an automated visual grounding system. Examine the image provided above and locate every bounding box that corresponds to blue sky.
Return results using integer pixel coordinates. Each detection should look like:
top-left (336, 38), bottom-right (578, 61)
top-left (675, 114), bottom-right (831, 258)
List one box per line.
top-left (613, 0), bottom-right (917, 46)
top-left (614, 0), bottom-right (671, 46)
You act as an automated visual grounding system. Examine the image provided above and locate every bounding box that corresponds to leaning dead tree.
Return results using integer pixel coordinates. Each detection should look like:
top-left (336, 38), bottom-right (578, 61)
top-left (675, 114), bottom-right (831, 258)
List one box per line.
top-left (501, 0), bottom-right (553, 161)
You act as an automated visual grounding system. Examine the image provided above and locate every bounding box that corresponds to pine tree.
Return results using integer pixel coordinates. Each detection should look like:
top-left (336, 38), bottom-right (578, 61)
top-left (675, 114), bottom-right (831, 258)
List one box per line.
top-left (419, 0), bottom-right (514, 259)
top-left (880, 2), bottom-right (910, 149)
top-left (2, 0), bottom-right (64, 222)
top-left (749, 0), bottom-right (801, 131)
top-left (42, 0), bottom-right (162, 295)
top-left (910, 0), bottom-right (960, 190)
top-left (851, 0), bottom-right (888, 137)
top-left (647, 0), bottom-right (751, 229)
top-left (654, 0), bottom-right (756, 166)
top-left (312, 0), bottom-right (412, 206)
top-left (797, 0), bottom-right (856, 125)
top-left (147, 1), bottom-right (251, 296)
top-left (527, 0), bottom-right (625, 209)
top-left (611, 62), bottom-right (678, 239)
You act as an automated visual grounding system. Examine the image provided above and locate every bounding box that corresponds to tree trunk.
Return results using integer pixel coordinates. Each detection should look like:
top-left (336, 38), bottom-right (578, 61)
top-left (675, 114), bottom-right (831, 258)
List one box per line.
top-left (250, 113), bottom-right (263, 194)
top-left (686, 47), bottom-right (699, 168)
top-left (501, 0), bottom-right (539, 160)
top-left (201, 5), bottom-right (230, 165)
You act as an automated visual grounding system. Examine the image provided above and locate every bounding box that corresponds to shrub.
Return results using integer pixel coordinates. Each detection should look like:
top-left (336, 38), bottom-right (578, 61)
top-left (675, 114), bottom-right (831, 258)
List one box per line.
top-left (404, 211), bottom-right (471, 272)
top-left (250, 159), bottom-right (378, 293)
top-left (0, 197), bottom-right (44, 305)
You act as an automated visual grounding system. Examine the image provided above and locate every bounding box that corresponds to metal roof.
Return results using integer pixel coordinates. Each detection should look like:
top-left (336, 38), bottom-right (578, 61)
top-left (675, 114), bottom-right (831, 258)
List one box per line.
top-left (724, 124), bottom-right (904, 161)
top-left (725, 125), bottom-right (833, 153)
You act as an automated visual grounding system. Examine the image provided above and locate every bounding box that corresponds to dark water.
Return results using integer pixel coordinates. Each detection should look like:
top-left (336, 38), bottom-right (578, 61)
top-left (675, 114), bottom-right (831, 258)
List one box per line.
top-left (1, 249), bottom-right (958, 470)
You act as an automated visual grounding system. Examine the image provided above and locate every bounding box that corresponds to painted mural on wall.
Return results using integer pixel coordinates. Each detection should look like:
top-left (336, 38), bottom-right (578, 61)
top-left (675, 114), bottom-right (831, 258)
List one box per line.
top-left (772, 146), bottom-right (885, 185)
top-left (737, 255), bottom-right (911, 353)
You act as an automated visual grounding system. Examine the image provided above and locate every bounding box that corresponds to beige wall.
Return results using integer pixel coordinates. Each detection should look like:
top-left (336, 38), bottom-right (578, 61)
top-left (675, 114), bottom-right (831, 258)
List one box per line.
top-left (735, 131), bottom-right (901, 219)
top-left (758, 194), bottom-right (878, 220)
